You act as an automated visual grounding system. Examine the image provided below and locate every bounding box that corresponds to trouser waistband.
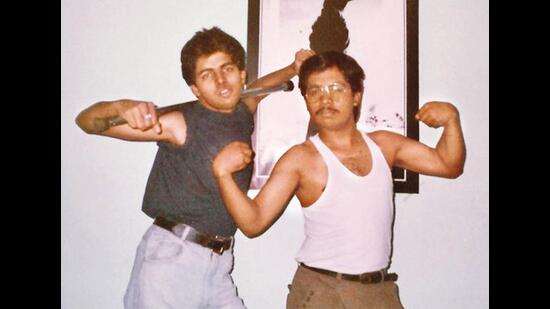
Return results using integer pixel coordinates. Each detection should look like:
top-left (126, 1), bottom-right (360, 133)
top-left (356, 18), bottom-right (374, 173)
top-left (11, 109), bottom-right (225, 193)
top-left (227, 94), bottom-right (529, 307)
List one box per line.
top-left (300, 263), bottom-right (398, 284)
top-left (153, 217), bottom-right (233, 255)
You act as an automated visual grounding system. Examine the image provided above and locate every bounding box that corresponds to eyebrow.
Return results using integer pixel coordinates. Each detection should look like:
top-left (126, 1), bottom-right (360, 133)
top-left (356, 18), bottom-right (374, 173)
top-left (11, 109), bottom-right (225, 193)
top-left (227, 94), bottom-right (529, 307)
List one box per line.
top-left (308, 81), bottom-right (347, 88)
top-left (197, 62), bottom-right (237, 76)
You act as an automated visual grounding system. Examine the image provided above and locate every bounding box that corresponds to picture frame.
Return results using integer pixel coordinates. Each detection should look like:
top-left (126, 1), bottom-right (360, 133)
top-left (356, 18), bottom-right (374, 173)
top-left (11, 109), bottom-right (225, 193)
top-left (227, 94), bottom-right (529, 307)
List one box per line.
top-left (247, 0), bottom-right (419, 193)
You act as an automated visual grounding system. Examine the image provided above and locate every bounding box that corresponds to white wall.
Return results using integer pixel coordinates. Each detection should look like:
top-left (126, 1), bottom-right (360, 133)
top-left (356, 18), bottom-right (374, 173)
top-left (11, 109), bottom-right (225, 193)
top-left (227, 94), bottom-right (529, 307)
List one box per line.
top-left (61, 0), bottom-right (488, 308)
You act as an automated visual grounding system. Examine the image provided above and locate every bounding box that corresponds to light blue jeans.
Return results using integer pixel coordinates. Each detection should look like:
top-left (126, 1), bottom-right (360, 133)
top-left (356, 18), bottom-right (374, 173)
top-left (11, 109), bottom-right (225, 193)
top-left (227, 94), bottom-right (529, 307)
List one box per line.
top-left (124, 224), bottom-right (246, 309)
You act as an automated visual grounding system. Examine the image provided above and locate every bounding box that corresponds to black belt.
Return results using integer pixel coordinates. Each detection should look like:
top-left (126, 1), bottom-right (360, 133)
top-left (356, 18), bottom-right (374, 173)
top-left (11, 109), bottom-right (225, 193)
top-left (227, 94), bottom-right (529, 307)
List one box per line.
top-left (153, 217), bottom-right (233, 255)
top-left (300, 263), bottom-right (398, 284)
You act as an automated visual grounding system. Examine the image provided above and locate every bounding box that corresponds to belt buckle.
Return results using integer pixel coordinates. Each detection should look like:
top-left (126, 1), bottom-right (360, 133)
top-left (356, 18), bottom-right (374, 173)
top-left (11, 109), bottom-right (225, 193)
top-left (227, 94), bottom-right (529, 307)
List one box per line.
top-left (212, 244), bottom-right (225, 255)
top-left (211, 235), bottom-right (227, 255)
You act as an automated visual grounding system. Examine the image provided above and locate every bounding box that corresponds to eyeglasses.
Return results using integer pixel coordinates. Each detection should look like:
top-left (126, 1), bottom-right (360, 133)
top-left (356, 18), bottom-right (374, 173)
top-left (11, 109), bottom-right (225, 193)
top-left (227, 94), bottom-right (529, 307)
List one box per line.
top-left (305, 83), bottom-right (349, 101)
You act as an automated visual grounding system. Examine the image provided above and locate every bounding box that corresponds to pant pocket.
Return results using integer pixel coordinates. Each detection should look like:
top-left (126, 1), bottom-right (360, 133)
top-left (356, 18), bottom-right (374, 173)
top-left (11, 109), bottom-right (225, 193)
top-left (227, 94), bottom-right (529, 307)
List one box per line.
top-left (144, 238), bottom-right (183, 262)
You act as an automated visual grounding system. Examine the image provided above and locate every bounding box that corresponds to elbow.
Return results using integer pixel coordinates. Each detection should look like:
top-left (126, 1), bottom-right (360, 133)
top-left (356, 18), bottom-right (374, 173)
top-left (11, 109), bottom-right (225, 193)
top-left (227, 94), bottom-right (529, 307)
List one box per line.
top-left (444, 166), bottom-right (464, 179)
top-left (448, 170), bottom-right (463, 179)
top-left (242, 231), bottom-right (261, 239)
top-left (75, 113), bottom-right (98, 135)
top-left (240, 226), bottom-right (266, 239)
top-left (74, 116), bottom-right (88, 133)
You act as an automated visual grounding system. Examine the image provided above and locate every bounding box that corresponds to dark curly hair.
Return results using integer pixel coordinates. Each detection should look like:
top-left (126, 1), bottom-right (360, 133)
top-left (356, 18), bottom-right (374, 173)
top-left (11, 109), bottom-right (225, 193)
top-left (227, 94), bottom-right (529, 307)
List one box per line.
top-left (180, 27), bottom-right (245, 85)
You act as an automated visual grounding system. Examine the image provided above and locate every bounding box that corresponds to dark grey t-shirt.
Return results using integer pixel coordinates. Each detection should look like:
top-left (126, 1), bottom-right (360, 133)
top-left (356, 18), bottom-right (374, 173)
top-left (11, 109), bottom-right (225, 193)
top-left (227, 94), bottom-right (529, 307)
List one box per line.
top-left (141, 101), bottom-right (254, 237)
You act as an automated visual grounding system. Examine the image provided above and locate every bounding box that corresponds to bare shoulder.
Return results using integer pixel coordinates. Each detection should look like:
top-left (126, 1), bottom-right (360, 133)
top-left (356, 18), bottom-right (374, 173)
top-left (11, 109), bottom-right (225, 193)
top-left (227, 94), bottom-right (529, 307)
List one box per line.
top-left (274, 141), bottom-right (319, 170)
top-left (159, 110), bottom-right (187, 145)
top-left (160, 109), bottom-right (186, 127)
top-left (368, 130), bottom-right (405, 144)
top-left (283, 140), bottom-right (317, 159)
top-left (367, 130), bottom-right (409, 167)
top-left (368, 130), bottom-right (411, 149)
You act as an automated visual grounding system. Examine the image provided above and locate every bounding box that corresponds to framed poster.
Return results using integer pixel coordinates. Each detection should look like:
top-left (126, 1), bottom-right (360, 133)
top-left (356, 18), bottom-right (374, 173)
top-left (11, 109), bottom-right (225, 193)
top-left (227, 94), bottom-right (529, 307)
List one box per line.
top-left (247, 0), bottom-right (419, 193)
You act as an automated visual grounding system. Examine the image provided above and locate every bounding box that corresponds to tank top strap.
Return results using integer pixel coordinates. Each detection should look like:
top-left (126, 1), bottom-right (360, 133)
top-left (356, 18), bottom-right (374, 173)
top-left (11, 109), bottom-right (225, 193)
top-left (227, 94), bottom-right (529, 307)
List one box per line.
top-left (360, 131), bottom-right (392, 177)
top-left (360, 132), bottom-right (382, 161)
top-left (309, 134), bottom-right (340, 169)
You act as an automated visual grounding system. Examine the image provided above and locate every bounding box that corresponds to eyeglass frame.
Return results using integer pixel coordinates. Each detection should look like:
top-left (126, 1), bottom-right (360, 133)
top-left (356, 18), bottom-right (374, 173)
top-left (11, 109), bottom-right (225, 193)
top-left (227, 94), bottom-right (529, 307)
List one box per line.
top-left (304, 82), bottom-right (351, 101)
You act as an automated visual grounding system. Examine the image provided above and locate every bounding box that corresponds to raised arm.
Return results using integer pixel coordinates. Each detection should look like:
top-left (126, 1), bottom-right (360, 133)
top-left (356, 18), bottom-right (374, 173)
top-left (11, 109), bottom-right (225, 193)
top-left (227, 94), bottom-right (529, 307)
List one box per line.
top-left (212, 141), bottom-right (301, 237)
top-left (242, 49), bottom-right (314, 113)
top-left (75, 99), bottom-right (186, 144)
top-left (372, 101), bottom-right (466, 178)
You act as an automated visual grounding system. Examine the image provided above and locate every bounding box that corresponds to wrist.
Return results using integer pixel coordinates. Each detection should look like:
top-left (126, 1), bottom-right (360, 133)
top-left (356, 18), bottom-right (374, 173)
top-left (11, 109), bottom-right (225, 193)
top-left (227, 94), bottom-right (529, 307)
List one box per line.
top-left (288, 63), bottom-right (299, 76)
top-left (212, 167), bottom-right (232, 180)
top-left (446, 112), bottom-right (460, 126)
top-left (113, 100), bottom-right (128, 116)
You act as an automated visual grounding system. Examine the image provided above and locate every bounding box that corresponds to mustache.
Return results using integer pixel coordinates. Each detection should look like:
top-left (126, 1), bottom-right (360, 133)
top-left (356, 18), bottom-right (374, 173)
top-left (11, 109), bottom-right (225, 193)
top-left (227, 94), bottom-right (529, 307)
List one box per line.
top-left (316, 107), bottom-right (339, 115)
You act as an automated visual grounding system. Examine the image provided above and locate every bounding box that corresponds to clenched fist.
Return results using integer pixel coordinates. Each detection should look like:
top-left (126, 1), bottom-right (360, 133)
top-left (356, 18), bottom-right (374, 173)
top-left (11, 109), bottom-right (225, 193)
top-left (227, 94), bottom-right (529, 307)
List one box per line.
top-left (292, 49), bottom-right (316, 75)
top-left (116, 100), bottom-right (162, 134)
top-left (212, 141), bottom-right (254, 178)
top-left (415, 101), bottom-right (459, 128)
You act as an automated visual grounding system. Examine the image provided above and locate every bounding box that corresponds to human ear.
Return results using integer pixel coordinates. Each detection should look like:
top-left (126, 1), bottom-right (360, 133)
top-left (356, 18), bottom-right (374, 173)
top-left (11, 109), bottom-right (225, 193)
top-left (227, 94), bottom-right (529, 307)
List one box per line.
top-left (240, 70), bottom-right (247, 85)
top-left (190, 84), bottom-right (200, 97)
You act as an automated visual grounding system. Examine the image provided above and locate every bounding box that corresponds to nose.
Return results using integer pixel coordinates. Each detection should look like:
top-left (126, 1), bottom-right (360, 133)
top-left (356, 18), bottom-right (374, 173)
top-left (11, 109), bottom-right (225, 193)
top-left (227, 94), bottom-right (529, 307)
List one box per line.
top-left (319, 89), bottom-right (332, 104)
top-left (215, 71), bottom-right (227, 85)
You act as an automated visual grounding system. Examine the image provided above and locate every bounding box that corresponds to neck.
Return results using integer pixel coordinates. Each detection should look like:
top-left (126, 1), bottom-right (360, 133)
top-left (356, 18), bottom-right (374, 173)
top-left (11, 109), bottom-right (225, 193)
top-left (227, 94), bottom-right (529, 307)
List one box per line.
top-left (198, 99), bottom-right (238, 114)
top-left (318, 124), bottom-right (361, 148)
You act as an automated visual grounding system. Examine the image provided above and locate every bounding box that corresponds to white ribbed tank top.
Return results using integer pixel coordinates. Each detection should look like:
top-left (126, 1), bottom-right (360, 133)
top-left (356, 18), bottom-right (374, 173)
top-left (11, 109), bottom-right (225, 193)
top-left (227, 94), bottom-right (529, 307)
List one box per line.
top-left (295, 132), bottom-right (394, 274)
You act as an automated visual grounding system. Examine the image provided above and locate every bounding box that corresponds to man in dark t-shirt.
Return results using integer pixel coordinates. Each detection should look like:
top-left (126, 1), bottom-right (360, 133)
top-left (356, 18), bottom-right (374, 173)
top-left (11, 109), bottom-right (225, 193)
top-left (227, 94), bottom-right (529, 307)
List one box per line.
top-left (76, 26), bottom-right (314, 308)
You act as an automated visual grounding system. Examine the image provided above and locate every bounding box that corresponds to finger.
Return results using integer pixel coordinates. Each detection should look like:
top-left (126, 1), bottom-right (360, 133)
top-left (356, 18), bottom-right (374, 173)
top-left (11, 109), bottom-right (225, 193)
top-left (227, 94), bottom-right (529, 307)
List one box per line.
top-left (222, 141), bottom-right (244, 155)
top-left (420, 116), bottom-right (441, 128)
top-left (242, 149), bottom-right (252, 158)
top-left (415, 105), bottom-right (430, 120)
top-left (242, 152), bottom-right (253, 164)
top-left (232, 141), bottom-right (246, 147)
top-left (136, 102), bottom-right (153, 129)
top-left (418, 113), bottom-right (433, 124)
top-left (227, 142), bottom-right (241, 151)
top-left (414, 110), bottom-right (423, 121)
top-left (143, 112), bottom-right (153, 125)
top-left (132, 105), bottom-right (147, 129)
top-left (135, 112), bottom-right (146, 130)
top-left (235, 141), bottom-right (250, 151)
top-left (243, 144), bottom-right (254, 156)
top-left (242, 147), bottom-right (252, 157)
top-left (125, 111), bottom-right (138, 129)
top-left (153, 122), bottom-right (162, 134)
top-left (416, 111), bottom-right (431, 124)
top-left (146, 102), bottom-right (158, 124)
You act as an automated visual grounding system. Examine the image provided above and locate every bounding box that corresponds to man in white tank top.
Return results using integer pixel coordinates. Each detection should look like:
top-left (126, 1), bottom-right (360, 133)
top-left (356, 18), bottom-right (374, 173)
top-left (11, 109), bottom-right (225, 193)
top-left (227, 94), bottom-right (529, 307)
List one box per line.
top-left (212, 51), bottom-right (466, 309)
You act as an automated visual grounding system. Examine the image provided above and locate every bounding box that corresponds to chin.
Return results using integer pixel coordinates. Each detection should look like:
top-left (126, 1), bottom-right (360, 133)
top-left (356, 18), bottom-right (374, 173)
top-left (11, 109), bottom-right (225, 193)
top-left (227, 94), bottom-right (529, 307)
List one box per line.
top-left (314, 119), bottom-right (343, 129)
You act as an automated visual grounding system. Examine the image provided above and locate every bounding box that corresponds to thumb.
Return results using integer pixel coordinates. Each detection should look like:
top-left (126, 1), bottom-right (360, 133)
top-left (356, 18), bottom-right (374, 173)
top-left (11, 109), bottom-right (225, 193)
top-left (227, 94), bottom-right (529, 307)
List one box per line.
top-left (153, 123), bottom-right (162, 134)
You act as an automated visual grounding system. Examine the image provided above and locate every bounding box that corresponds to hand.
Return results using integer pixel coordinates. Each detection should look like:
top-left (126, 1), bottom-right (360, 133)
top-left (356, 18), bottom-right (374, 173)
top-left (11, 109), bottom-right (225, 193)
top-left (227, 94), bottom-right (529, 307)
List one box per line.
top-left (292, 49), bottom-right (316, 74)
top-left (415, 101), bottom-right (459, 128)
top-left (116, 100), bottom-right (162, 134)
top-left (212, 141), bottom-right (254, 178)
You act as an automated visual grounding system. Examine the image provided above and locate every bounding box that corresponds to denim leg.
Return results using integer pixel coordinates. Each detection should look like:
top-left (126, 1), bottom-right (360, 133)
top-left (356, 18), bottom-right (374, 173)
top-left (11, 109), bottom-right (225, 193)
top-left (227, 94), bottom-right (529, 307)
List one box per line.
top-left (124, 225), bottom-right (210, 309)
top-left (124, 225), bottom-right (247, 309)
top-left (204, 247), bottom-right (246, 309)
